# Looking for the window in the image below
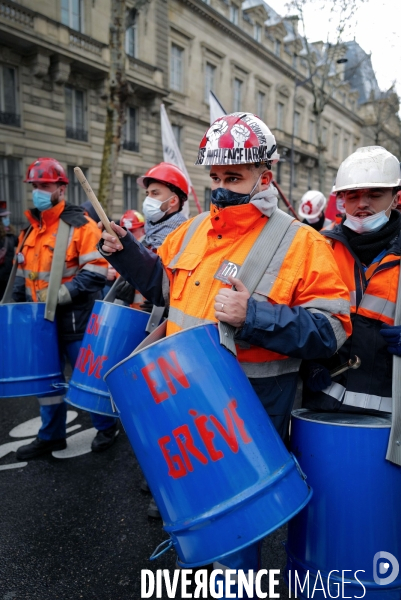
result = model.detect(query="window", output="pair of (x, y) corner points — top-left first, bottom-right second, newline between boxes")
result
(308, 119), (315, 144)
(0, 65), (20, 127)
(125, 10), (137, 58)
(292, 54), (297, 68)
(204, 187), (211, 210)
(322, 125), (328, 147)
(257, 91), (265, 120)
(204, 63), (216, 104)
(293, 163), (298, 188)
(202, 0), (211, 4)
(233, 78), (242, 112)
(67, 166), (88, 205)
(254, 24), (262, 43)
(123, 107), (139, 152)
(276, 160), (281, 185)
(343, 136), (349, 160)
(65, 86), (87, 141)
(294, 111), (301, 137)
(276, 101), (284, 129)
(172, 124), (182, 150)
(61, 0), (83, 32)
(307, 168), (313, 190)
(123, 175), (138, 211)
(170, 44), (184, 92)
(0, 157), (23, 229)
(274, 39), (281, 57)
(333, 131), (339, 159)
(229, 4), (239, 25)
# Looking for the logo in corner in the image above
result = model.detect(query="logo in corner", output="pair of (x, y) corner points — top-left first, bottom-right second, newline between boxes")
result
(373, 551), (399, 586)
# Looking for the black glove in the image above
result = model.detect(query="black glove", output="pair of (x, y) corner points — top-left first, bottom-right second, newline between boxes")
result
(115, 280), (136, 305)
(304, 361), (332, 392)
(139, 299), (153, 313)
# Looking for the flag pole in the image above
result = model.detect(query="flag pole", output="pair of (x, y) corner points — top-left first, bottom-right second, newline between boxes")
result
(272, 180), (299, 220)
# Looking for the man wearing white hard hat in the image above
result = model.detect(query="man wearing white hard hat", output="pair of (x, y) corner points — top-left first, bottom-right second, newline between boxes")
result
(303, 146), (401, 413)
(298, 190), (331, 231)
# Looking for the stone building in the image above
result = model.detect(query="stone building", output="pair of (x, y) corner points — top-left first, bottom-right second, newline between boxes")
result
(0, 0), (395, 228)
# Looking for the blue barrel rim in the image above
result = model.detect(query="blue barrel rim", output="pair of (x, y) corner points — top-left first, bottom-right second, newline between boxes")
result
(292, 408), (392, 429)
(96, 299), (149, 315)
(104, 323), (218, 381)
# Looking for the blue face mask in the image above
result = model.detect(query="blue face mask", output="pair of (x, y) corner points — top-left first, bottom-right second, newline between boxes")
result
(2, 217), (10, 227)
(32, 189), (53, 212)
(211, 176), (261, 209)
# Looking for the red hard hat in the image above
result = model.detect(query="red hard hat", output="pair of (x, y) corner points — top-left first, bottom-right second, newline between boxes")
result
(121, 210), (145, 232)
(24, 157), (69, 184)
(137, 162), (189, 198)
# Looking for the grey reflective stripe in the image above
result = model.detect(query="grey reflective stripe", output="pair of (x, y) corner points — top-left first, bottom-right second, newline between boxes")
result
(253, 221), (302, 298)
(343, 391), (392, 412)
(20, 269), (50, 282)
(168, 306), (214, 329)
(25, 288), (33, 300)
(162, 268), (170, 307)
(298, 298), (350, 315)
(167, 212), (209, 269)
(79, 250), (103, 265)
(359, 293), (396, 320)
(323, 381), (392, 412)
(38, 394), (65, 406)
(240, 357), (301, 378)
(307, 308), (347, 350)
(63, 266), (79, 278)
(67, 226), (75, 247)
(82, 263), (108, 276)
(350, 290), (356, 308)
(133, 292), (143, 302)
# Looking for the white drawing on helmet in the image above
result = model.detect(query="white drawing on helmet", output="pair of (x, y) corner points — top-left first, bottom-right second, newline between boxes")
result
(231, 123), (250, 148)
(205, 120), (229, 152)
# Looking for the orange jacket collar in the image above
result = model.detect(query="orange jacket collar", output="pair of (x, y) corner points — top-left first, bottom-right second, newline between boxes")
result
(26, 200), (66, 228)
(209, 202), (267, 235)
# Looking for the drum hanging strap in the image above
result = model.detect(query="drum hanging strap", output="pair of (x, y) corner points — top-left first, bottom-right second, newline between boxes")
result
(1, 226), (33, 305)
(45, 220), (71, 322)
(386, 259), (401, 466)
(218, 209), (294, 355)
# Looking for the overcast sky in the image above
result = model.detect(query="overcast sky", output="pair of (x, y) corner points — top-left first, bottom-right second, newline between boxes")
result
(267, 0), (400, 99)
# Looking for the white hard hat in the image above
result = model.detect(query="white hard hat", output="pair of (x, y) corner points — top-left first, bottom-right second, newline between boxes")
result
(195, 112), (280, 166)
(333, 146), (401, 192)
(298, 190), (326, 221)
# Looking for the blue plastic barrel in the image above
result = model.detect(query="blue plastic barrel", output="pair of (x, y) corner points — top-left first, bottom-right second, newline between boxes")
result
(0, 303), (63, 398)
(65, 300), (149, 416)
(285, 409), (401, 600)
(105, 324), (312, 567)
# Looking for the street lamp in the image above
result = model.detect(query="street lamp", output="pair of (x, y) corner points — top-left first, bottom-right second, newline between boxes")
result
(288, 57), (348, 206)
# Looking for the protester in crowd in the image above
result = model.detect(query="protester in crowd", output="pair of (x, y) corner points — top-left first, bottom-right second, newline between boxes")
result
(302, 146), (401, 414)
(12, 157), (118, 460)
(0, 202), (18, 300)
(97, 113), (351, 592)
(298, 190), (331, 231)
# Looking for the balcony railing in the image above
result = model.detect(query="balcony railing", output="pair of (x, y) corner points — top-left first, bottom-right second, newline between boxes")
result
(66, 126), (88, 142)
(123, 140), (139, 152)
(0, 112), (21, 127)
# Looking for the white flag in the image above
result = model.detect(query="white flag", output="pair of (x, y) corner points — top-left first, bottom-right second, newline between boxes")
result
(209, 91), (227, 125)
(160, 104), (193, 218)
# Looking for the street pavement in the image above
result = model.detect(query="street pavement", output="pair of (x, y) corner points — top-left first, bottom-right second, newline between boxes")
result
(0, 396), (294, 600)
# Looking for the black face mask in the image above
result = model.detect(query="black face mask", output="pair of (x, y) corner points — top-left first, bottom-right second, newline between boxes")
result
(211, 176), (261, 209)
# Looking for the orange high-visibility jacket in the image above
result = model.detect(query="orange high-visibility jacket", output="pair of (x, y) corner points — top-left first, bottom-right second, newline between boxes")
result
(304, 223), (400, 412)
(158, 203), (352, 379)
(14, 201), (108, 340)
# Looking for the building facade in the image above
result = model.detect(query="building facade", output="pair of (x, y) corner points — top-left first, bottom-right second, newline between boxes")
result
(0, 0), (395, 228)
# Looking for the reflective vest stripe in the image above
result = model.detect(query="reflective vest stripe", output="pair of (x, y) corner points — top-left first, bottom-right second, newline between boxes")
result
(322, 381), (392, 413)
(82, 263), (108, 276)
(253, 221), (302, 298)
(297, 298), (350, 314)
(240, 357), (301, 378)
(358, 293), (396, 321)
(307, 309), (347, 350)
(168, 212), (209, 270)
(168, 306), (215, 329)
(349, 290), (356, 309)
(18, 266), (80, 281)
(79, 250), (104, 265)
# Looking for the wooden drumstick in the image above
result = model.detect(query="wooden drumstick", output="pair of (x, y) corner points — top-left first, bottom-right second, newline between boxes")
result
(74, 167), (117, 238)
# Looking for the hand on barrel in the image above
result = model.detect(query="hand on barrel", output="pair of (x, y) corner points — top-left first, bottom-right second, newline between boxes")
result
(214, 276), (250, 328)
(98, 221), (127, 253)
